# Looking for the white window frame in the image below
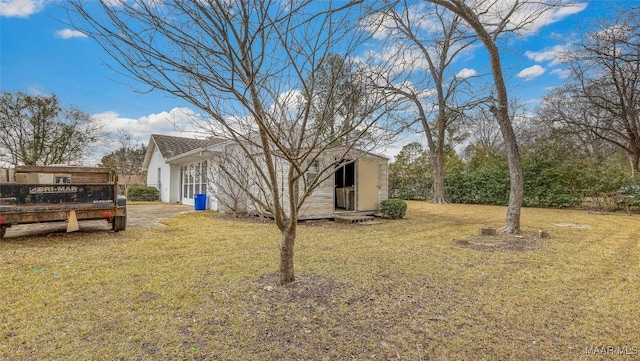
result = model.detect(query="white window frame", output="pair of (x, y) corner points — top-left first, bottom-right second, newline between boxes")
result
(181, 160), (208, 199)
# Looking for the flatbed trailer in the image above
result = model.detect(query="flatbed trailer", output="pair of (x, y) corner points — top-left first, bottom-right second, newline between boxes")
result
(0, 166), (126, 238)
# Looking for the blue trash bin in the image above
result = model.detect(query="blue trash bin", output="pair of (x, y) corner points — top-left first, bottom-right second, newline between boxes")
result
(194, 194), (207, 210)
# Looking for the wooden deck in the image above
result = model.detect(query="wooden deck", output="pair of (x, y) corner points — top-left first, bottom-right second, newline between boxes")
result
(253, 211), (379, 224)
(334, 214), (375, 224)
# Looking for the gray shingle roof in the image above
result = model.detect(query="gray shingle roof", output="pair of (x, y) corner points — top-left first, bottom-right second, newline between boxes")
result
(150, 134), (222, 158)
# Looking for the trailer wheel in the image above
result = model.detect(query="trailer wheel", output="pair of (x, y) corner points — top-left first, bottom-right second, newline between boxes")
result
(0, 226), (5, 239)
(112, 215), (126, 232)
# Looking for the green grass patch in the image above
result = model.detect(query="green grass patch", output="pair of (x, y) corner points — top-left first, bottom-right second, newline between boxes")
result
(1, 202), (638, 360)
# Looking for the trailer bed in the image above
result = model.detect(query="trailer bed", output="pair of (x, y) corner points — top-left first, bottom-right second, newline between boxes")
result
(0, 166), (126, 238)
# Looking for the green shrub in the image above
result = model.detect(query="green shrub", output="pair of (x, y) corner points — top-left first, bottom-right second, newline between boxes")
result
(127, 184), (159, 201)
(444, 162), (510, 205)
(380, 199), (408, 219)
(389, 182), (432, 200)
(616, 185), (640, 212)
(522, 161), (582, 208)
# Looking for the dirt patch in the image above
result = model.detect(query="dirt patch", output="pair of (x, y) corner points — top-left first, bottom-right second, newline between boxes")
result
(138, 292), (161, 302)
(2, 203), (194, 239)
(126, 203), (193, 229)
(453, 232), (543, 252)
(255, 272), (345, 306)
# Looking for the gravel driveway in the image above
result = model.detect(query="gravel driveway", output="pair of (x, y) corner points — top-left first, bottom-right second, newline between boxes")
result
(1, 203), (195, 239)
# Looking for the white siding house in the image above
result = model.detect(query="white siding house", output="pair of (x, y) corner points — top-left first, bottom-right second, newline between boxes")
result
(143, 134), (221, 207)
(143, 134), (388, 217)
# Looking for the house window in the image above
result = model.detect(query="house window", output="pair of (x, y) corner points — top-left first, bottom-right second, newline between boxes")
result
(181, 160), (209, 199)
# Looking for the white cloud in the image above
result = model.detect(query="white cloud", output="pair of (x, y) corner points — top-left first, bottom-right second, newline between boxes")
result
(550, 68), (572, 80)
(275, 89), (303, 112)
(551, 3), (588, 20)
(362, 3), (461, 40)
(103, 0), (126, 6)
(455, 68), (477, 79)
(365, 44), (430, 76)
(406, 2), (453, 34)
(362, 1), (587, 41)
(534, 3), (588, 33)
(55, 28), (88, 39)
(0, 0), (44, 18)
(517, 65), (545, 80)
(84, 107), (220, 165)
(477, 1), (587, 36)
(592, 23), (633, 43)
(360, 11), (396, 40)
(93, 107), (202, 144)
(524, 45), (568, 65)
(27, 85), (45, 96)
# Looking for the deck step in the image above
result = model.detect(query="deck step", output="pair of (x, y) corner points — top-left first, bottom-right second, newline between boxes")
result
(334, 215), (375, 224)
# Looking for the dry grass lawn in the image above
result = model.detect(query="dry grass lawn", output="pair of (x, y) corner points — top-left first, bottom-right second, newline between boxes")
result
(1, 202), (638, 360)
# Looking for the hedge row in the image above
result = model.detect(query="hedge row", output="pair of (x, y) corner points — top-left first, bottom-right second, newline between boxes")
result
(443, 162), (639, 211)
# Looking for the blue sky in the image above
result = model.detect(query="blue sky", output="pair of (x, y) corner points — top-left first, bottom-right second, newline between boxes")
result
(0, 0), (635, 161)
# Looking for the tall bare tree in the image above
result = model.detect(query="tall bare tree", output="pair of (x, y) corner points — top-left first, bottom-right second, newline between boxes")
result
(462, 107), (505, 161)
(463, 99), (530, 160)
(68, 0), (394, 284)
(540, 6), (640, 175)
(364, 1), (482, 204)
(0, 91), (105, 166)
(421, 0), (569, 233)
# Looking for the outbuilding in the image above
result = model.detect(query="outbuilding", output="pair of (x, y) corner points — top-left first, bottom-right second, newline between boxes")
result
(143, 134), (388, 218)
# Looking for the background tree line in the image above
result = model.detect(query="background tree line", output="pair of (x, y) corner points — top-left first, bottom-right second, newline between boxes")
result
(0, 91), (147, 189)
(389, 3), (640, 213)
(390, 115), (639, 212)
(0, 91), (104, 166)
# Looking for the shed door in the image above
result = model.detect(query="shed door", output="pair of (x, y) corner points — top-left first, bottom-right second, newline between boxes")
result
(356, 158), (379, 211)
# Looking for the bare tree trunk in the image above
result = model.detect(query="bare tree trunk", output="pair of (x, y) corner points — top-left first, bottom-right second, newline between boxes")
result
(479, 35), (523, 234)
(629, 136), (640, 176)
(420, 109), (449, 204)
(431, 144), (447, 204)
(501, 124), (523, 233)
(427, 0), (524, 233)
(629, 154), (639, 176)
(279, 223), (296, 285)
(489, 100), (523, 233)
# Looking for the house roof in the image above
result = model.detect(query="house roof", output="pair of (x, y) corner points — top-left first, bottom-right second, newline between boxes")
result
(150, 134), (221, 158)
(143, 133), (389, 169)
(143, 134), (225, 168)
